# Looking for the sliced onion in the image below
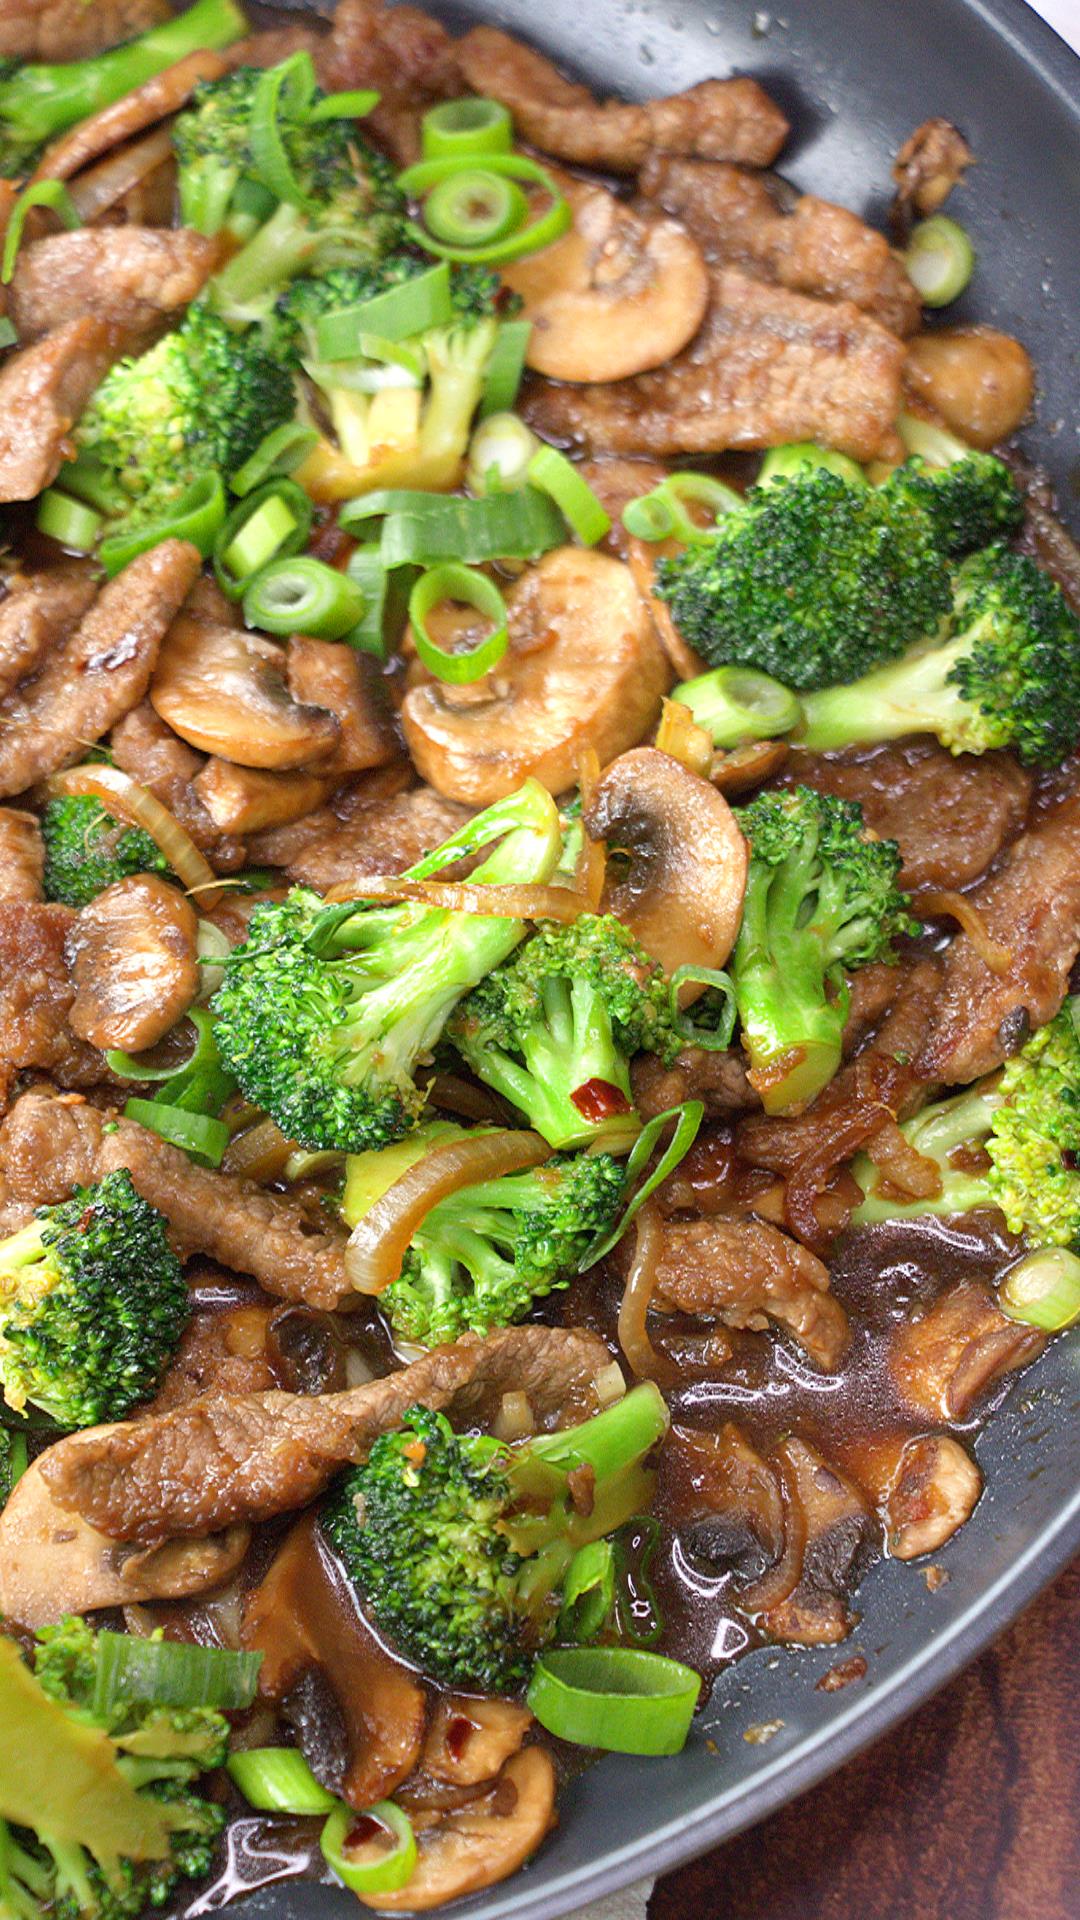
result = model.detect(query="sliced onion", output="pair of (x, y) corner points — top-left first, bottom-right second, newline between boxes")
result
(323, 875), (589, 923)
(345, 1128), (551, 1295)
(654, 699), (713, 778)
(66, 127), (174, 224)
(739, 1445), (807, 1613)
(47, 763), (223, 908)
(915, 889), (1012, 975)
(427, 1071), (512, 1123)
(616, 1201), (675, 1387)
(574, 747), (606, 912)
(221, 1115), (297, 1182)
(862, 1115), (943, 1200)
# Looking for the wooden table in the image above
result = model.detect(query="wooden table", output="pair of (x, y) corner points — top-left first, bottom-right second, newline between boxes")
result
(651, 1560), (1079, 1920)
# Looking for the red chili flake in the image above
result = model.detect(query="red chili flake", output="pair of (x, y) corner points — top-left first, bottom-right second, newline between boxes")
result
(570, 1078), (632, 1123)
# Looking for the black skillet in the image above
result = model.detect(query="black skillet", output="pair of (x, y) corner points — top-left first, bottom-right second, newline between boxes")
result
(233, 3), (1080, 1914)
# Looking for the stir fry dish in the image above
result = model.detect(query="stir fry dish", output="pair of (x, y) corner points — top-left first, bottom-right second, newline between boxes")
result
(0, 1), (1077, 1911)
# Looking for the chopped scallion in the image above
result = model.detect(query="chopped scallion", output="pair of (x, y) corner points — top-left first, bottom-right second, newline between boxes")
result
(314, 262), (453, 361)
(244, 555), (367, 639)
(580, 1101), (704, 1268)
(35, 489), (103, 554)
(1, 179), (81, 285)
(90, 1631), (261, 1714)
(527, 1646), (701, 1755)
(622, 471), (741, 545)
(422, 168), (528, 248)
(559, 1539), (616, 1644)
(122, 1098), (231, 1169)
(668, 966), (738, 1053)
(480, 318), (533, 417)
(999, 1246), (1080, 1331)
(527, 443), (610, 545)
(409, 562), (508, 683)
(399, 153), (571, 265)
(213, 479), (312, 599)
(342, 485), (565, 567)
(421, 96), (513, 160)
(905, 215), (975, 307)
(231, 422), (320, 496)
(673, 663), (803, 748)
(99, 471), (226, 577)
(227, 1748), (337, 1814)
(308, 87), (380, 123)
(466, 411), (540, 495)
(320, 1801), (417, 1896)
(249, 51), (319, 209)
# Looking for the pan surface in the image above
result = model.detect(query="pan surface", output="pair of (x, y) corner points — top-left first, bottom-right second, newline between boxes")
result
(234, 3), (1080, 1914)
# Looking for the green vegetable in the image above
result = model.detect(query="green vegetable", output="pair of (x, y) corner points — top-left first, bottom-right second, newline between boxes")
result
(527, 1646), (700, 1755)
(421, 97), (512, 161)
(408, 562), (508, 682)
(465, 410), (539, 494)
(756, 441), (867, 489)
(853, 998), (1080, 1250)
(0, 1427), (27, 1508)
(171, 65), (263, 238)
(400, 153), (572, 265)
(526, 444), (610, 546)
(622, 470), (741, 544)
(731, 787), (918, 1114)
(243, 556), (367, 639)
(998, 1246), (1080, 1332)
(800, 543), (1080, 766)
(449, 913), (679, 1149)
(1, 179), (80, 284)
(673, 663), (802, 748)
(320, 1801), (417, 1895)
(883, 449), (1024, 558)
(35, 488), (102, 554)
(227, 1749), (337, 1815)
(88, 1633), (260, 1716)
(212, 781), (563, 1152)
(323, 1382), (669, 1693)
(214, 479), (311, 597)
(905, 214), (975, 307)
(422, 168), (527, 248)
(0, 1170), (188, 1428)
(655, 466), (952, 691)
(41, 794), (171, 908)
(98, 471), (227, 577)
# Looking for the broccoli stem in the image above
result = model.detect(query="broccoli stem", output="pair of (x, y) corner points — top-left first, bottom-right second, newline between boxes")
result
(179, 161), (244, 240)
(852, 1086), (998, 1223)
(0, 0), (245, 148)
(798, 624), (979, 753)
(732, 843), (851, 1113)
(209, 202), (318, 321)
(467, 976), (633, 1150)
(525, 1380), (669, 1483)
(420, 321), (498, 466)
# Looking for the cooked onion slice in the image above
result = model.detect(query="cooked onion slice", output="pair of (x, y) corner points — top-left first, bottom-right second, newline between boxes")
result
(47, 764), (223, 908)
(739, 1448), (807, 1613)
(324, 875), (589, 922)
(345, 1128), (551, 1295)
(66, 127), (175, 224)
(616, 1201), (675, 1386)
(916, 888), (1012, 974)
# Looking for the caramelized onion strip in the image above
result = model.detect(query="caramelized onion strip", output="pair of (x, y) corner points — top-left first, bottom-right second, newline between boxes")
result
(220, 1117), (298, 1183)
(916, 889), (1012, 975)
(66, 128), (175, 223)
(862, 1115), (944, 1200)
(739, 1445), (807, 1613)
(323, 875), (588, 922)
(47, 763), (223, 908)
(574, 746), (606, 911)
(617, 1201), (676, 1386)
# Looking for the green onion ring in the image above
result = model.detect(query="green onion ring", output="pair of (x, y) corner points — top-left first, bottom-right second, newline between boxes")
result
(527, 1646), (701, 1755)
(227, 1749), (337, 1815)
(320, 1801), (417, 1895)
(90, 1631), (261, 1713)
(250, 52), (319, 209)
(408, 562), (508, 683)
(559, 1539), (616, 1644)
(580, 1100), (704, 1267)
(905, 214), (975, 308)
(398, 152), (571, 264)
(527, 443), (611, 546)
(243, 554), (367, 640)
(122, 1098), (230, 1169)
(308, 87), (381, 123)
(422, 168), (528, 248)
(231, 422), (320, 495)
(622, 471), (741, 545)
(1, 179), (80, 285)
(421, 96), (513, 160)
(668, 966), (738, 1053)
(98, 471), (226, 577)
(213, 479), (313, 599)
(999, 1246), (1080, 1331)
(672, 664), (803, 749)
(35, 489), (102, 554)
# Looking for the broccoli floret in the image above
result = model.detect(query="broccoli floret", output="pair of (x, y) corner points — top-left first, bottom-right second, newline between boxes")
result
(342, 1123), (627, 1346)
(883, 452), (1024, 556)
(0, 0), (245, 180)
(853, 999), (1080, 1245)
(0, 1426), (26, 1508)
(655, 468), (952, 691)
(731, 787), (918, 1115)
(41, 795), (171, 908)
(0, 1621), (226, 1920)
(800, 543), (1080, 765)
(171, 66), (262, 238)
(0, 1171), (188, 1428)
(73, 303), (296, 544)
(273, 257), (508, 496)
(212, 781), (563, 1153)
(448, 915), (678, 1150)
(323, 1383), (669, 1693)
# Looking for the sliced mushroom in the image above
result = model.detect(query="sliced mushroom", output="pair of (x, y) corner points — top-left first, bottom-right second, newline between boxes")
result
(362, 1747), (557, 1912)
(67, 874), (199, 1053)
(759, 1437), (874, 1646)
(0, 808), (44, 900)
(890, 1279), (1045, 1421)
(668, 1422), (785, 1586)
(905, 327), (1035, 448)
(421, 1697), (533, 1789)
(500, 175), (709, 383)
(244, 1512), (426, 1810)
(151, 616), (340, 770)
(193, 760), (337, 836)
(883, 1434), (982, 1559)
(583, 747), (747, 986)
(0, 1453), (249, 1630)
(402, 548), (671, 806)
(287, 635), (398, 775)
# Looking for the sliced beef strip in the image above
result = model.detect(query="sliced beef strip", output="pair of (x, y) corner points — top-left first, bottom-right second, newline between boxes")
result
(0, 0), (168, 59)
(286, 636), (398, 776)
(316, 0), (460, 165)
(639, 156), (921, 337)
(33, 50), (229, 183)
(0, 905), (106, 1097)
(653, 1215), (849, 1370)
(11, 229), (218, 350)
(0, 568), (99, 700)
(0, 1090), (351, 1306)
(224, 27), (324, 71)
(890, 1277), (1046, 1421)
(39, 1325), (616, 1545)
(0, 317), (114, 503)
(524, 268), (906, 464)
(109, 700), (247, 869)
(0, 810), (44, 901)
(917, 793), (1080, 1084)
(455, 26), (788, 171)
(782, 742), (1032, 895)
(285, 787), (474, 893)
(759, 1437), (874, 1645)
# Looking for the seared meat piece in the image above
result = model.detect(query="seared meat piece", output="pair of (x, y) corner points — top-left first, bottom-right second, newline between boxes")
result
(760, 1437), (874, 1645)
(784, 743), (1031, 895)
(285, 787), (474, 893)
(0, 540), (202, 797)
(0, 904), (105, 1097)
(639, 156), (921, 336)
(633, 1044), (756, 1121)
(110, 700), (246, 868)
(317, 0), (459, 164)
(38, 1325), (616, 1545)
(891, 1278), (1045, 1421)
(0, 810), (44, 901)
(66, 875), (199, 1053)
(653, 1216), (849, 1369)
(36, 48), (228, 182)
(525, 269), (906, 463)
(917, 794), (1080, 1084)
(11, 229), (218, 350)
(455, 27), (788, 171)
(881, 1434), (982, 1559)
(148, 1300), (281, 1413)
(193, 762), (336, 838)
(893, 118), (974, 220)
(0, 0), (168, 59)
(0, 318), (113, 503)
(0, 1090), (351, 1305)
(667, 1422), (786, 1585)
(286, 636), (398, 776)
(0, 568), (98, 700)
(224, 27), (323, 70)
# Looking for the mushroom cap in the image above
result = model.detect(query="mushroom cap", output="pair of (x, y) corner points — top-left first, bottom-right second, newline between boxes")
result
(402, 547), (672, 807)
(150, 615), (340, 770)
(362, 1747), (557, 1912)
(66, 873), (199, 1053)
(884, 1433), (982, 1559)
(501, 175), (709, 383)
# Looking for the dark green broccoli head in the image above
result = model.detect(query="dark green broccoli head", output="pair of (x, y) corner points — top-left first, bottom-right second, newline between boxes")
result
(0, 1171), (189, 1428)
(41, 795), (171, 908)
(171, 66), (262, 236)
(271, 255), (506, 362)
(655, 469), (952, 690)
(883, 452), (1024, 556)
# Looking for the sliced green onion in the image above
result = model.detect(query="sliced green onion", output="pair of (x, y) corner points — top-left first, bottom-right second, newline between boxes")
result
(409, 562), (508, 683)
(757, 442), (867, 489)
(36, 489), (102, 554)
(227, 1749), (337, 1815)
(4, 1430), (28, 1491)
(344, 546), (415, 659)
(321, 1801), (417, 1896)
(2, 179), (81, 285)
(244, 555), (366, 640)
(614, 1514), (663, 1648)
(0, 317), (16, 350)
(668, 966), (738, 1053)
(107, 1009), (234, 1113)
(559, 1539), (616, 1644)
(343, 485), (565, 567)
(480, 318), (533, 417)
(90, 1631), (261, 1714)
(57, 452), (124, 515)
(421, 97), (513, 160)
(399, 153), (571, 265)
(231, 422), (320, 496)
(581, 1101), (704, 1268)
(999, 1247), (1080, 1332)
(99, 471), (226, 577)
(422, 168), (528, 249)
(123, 1098), (230, 1169)
(314, 262), (453, 361)
(896, 412), (971, 467)
(249, 51), (319, 209)
(622, 471), (741, 544)
(527, 443), (610, 546)
(673, 664), (803, 748)
(905, 215), (975, 308)
(308, 88), (380, 123)
(466, 411), (540, 495)
(528, 1647), (700, 1755)
(213, 480), (312, 599)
